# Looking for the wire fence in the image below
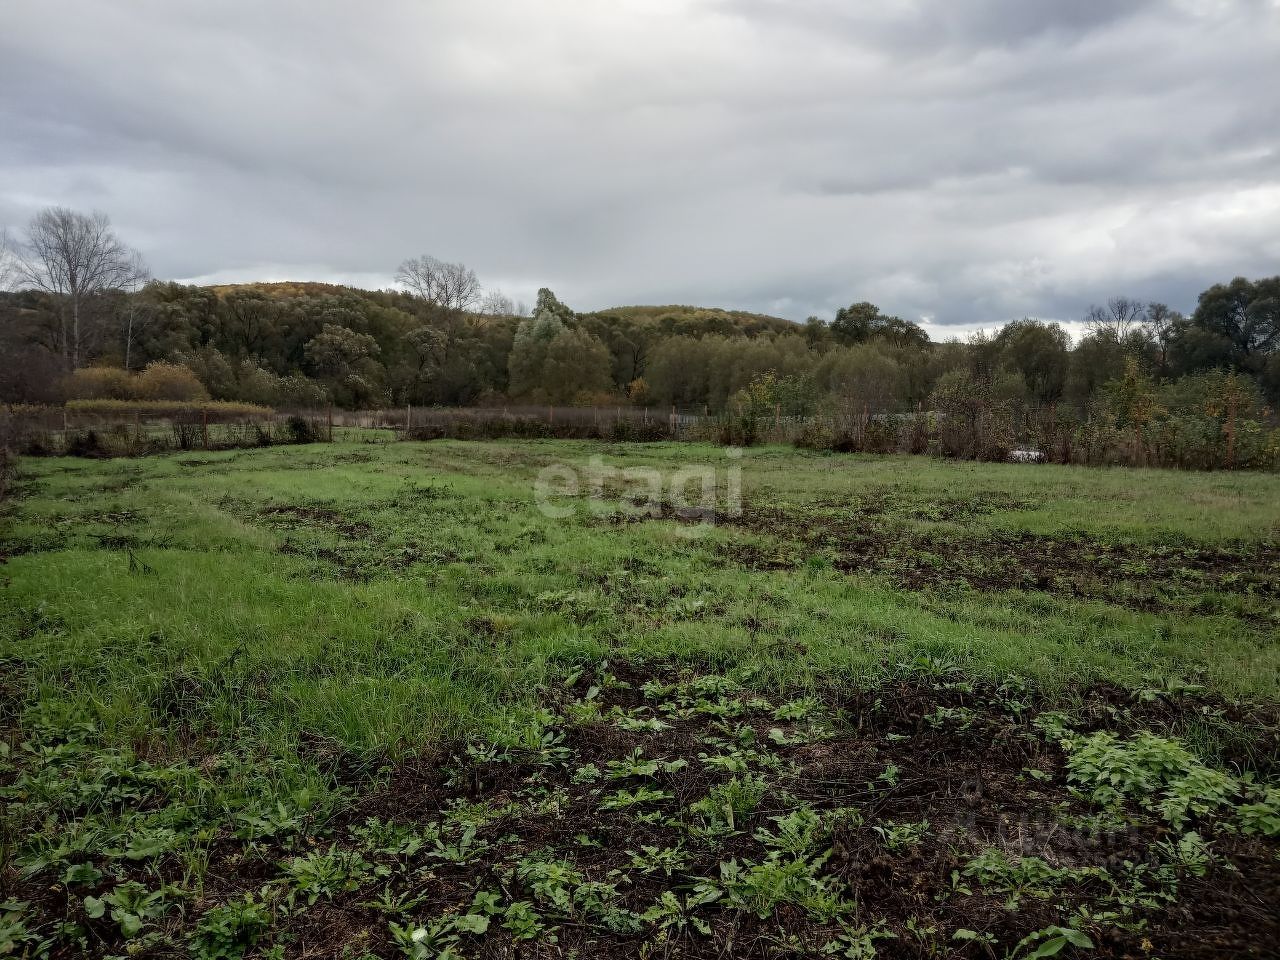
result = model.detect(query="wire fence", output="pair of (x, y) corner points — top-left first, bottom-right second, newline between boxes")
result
(3, 400), (1276, 471)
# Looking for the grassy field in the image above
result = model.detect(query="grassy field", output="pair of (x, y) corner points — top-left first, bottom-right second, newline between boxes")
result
(1, 440), (1278, 958)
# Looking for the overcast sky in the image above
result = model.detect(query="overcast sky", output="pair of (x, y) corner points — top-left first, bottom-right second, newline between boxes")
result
(3, 1), (1278, 340)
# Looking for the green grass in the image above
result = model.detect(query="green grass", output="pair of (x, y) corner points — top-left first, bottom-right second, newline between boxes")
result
(2, 439), (1277, 958)
(3, 440), (1277, 758)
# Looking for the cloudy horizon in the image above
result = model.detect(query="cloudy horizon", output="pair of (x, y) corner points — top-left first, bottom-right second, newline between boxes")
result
(3, 0), (1278, 340)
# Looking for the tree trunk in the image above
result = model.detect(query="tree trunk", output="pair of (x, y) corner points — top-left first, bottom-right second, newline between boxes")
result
(59, 301), (70, 369)
(71, 295), (81, 369)
(125, 307), (134, 371)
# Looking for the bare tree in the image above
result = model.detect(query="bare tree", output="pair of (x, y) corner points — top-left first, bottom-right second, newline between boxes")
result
(119, 250), (153, 370)
(395, 255), (481, 312)
(1143, 302), (1183, 374)
(479, 288), (516, 316)
(1084, 296), (1147, 341)
(0, 228), (19, 291)
(15, 207), (137, 368)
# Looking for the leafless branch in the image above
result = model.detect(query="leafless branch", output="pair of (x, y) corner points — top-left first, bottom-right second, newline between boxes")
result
(395, 254), (481, 311)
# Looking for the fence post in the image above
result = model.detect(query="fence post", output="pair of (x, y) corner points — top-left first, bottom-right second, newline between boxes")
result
(549, 405), (554, 425)
(327, 405), (333, 442)
(406, 403), (412, 436)
(1226, 393), (1237, 469)
(201, 410), (209, 450)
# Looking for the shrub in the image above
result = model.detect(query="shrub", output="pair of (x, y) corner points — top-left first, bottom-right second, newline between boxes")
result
(62, 366), (134, 401)
(63, 428), (106, 457)
(134, 362), (210, 402)
(286, 415), (323, 444)
(930, 370), (1018, 461)
(60, 363), (211, 403)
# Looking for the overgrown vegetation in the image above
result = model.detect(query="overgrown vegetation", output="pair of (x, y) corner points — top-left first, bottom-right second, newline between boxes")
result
(2, 211), (1277, 470)
(2, 663), (1277, 958)
(0, 440), (1277, 956)
(3, 404), (327, 458)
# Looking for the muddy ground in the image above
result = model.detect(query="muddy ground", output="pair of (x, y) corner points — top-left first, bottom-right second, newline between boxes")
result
(715, 498), (1280, 623)
(8, 666), (1277, 959)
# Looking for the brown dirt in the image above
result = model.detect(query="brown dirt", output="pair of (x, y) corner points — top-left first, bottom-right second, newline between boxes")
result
(14, 666), (1275, 959)
(257, 504), (374, 539)
(721, 503), (1280, 620)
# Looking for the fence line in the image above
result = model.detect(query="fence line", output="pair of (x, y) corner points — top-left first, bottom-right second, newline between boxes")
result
(2, 401), (1276, 471)
(1, 405), (331, 458)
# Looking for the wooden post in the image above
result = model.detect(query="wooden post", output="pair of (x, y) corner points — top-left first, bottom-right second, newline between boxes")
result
(327, 405), (333, 442)
(201, 410), (209, 450)
(1226, 392), (1237, 469)
(549, 405), (554, 424)
(406, 403), (412, 435)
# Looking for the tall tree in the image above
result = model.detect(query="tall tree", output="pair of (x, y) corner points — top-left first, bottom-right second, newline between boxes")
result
(395, 255), (481, 312)
(478, 289), (516, 317)
(15, 207), (141, 368)
(507, 288), (612, 402)
(830, 301), (928, 348)
(1084, 296), (1147, 341)
(1190, 276), (1280, 365)
(119, 250), (153, 370)
(507, 297), (569, 398)
(1143, 302), (1183, 375)
(993, 319), (1070, 402)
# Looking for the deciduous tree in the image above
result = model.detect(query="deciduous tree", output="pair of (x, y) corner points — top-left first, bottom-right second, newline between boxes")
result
(396, 255), (481, 311)
(15, 208), (143, 368)
(830, 301), (928, 348)
(1190, 276), (1280, 365)
(1084, 297), (1147, 341)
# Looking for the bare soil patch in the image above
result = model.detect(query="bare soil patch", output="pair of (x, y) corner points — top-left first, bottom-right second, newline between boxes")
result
(10, 666), (1275, 958)
(722, 502), (1280, 619)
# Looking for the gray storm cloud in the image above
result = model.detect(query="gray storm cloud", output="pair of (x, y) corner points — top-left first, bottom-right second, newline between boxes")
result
(2, 0), (1278, 335)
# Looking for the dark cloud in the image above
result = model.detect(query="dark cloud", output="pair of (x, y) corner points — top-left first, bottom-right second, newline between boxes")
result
(723, 0), (1163, 53)
(2, 0), (1277, 334)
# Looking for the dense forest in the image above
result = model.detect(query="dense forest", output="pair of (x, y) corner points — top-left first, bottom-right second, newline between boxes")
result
(2, 208), (1278, 461)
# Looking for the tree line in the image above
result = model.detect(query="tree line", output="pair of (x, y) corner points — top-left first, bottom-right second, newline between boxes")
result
(2, 207), (1277, 440)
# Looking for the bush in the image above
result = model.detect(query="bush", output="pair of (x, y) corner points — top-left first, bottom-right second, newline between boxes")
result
(930, 370), (1017, 461)
(62, 367), (134, 401)
(60, 363), (210, 403)
(63, 429), (107, 457)
(286, 415), (323, 444)
(134, 362), (209, 401)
